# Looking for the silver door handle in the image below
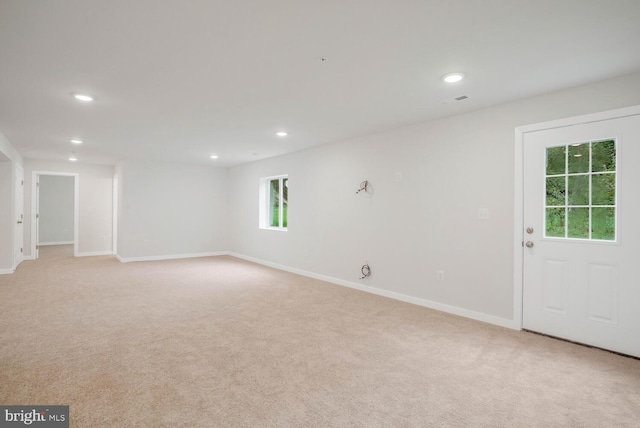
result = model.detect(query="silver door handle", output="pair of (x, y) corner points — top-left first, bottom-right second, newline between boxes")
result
(525, 241), (534, 248)
(17, 220), (23, 224)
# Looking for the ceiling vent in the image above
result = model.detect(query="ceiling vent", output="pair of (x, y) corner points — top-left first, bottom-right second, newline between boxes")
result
(443, 95), (470, 104)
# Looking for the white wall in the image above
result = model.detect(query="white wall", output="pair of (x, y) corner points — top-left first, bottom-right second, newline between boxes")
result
(4, 71), (640, 326)
(38, 175), (75, 244)
(228, 71), (640, 325)
(23, 160), (114, 257)
(116, 159), (228, 261)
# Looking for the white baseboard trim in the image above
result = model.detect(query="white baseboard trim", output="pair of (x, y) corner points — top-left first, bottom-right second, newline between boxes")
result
(116, 251), (228, 263)
(228, 252), (520, 331)
(22, 255), (36, 261)
(0, 268), (15, 275)
(38, 241), (74, 246)
(76, 250), (114, 257)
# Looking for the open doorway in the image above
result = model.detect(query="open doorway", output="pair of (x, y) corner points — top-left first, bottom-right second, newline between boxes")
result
(31, 172), (79, 259)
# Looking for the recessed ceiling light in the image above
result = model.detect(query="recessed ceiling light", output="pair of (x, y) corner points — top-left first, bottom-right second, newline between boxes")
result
(73, 93), (94, 102)
(70, 139), (83, 144)
(443, 73), (465, 83)
(210, 155), (218, 159)
(276, 131), (288, 137)
(68, 157), (78, 162)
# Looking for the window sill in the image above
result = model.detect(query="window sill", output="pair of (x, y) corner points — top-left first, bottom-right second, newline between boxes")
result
(259, 227), (288, 232)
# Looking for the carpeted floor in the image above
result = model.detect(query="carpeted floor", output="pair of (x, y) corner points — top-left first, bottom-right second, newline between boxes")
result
(1, 245), (639, 427)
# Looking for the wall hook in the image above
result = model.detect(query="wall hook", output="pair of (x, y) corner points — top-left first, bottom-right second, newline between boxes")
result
(359, 263), (371, 279)
(356, 180), (369, 194)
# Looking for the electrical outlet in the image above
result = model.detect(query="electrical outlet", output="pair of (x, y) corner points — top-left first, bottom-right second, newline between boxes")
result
(436, 270), (445, 281)
(478, 208), (489, 220)
(395, 172), (403, 182)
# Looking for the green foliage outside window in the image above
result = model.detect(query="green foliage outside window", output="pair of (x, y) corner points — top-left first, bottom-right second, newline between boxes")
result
(545, 140), (616, 240)
(269, 177), (288, 228)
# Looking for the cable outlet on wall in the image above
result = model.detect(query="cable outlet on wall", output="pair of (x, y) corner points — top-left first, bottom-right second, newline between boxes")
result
(436, 270), (445, 281)
(144, 239), (149, 246)
(478, 208), (489, 220)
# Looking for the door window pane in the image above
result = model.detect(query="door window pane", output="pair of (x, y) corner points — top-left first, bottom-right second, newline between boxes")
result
(568, 175), (589, 206)
(568, 144), (590, 174)
(544, 139), (616, 241)
(567, 208), (589, 239)
(592, 174), (615, 205)
(546, 208), (565, 237)
(546, 177), (565, 206)
(546, 146), (566, 175)
(592, 208), (615, 240)
(591, 140), (616, 172)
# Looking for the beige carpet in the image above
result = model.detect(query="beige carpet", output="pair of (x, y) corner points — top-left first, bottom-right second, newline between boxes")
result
(1, 245), (639, 427)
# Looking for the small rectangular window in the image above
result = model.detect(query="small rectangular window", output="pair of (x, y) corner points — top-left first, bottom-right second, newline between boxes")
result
(544, 139), (616, 241)
(260, 175), (288, 230)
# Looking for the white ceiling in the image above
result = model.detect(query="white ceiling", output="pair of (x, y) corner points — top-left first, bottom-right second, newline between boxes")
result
(1, 0), (639, 167)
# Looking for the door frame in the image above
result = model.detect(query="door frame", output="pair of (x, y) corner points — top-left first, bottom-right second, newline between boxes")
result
(513, 104), (640, 330)
(30, 171), (80, 258)
(14, 163), (24, 270)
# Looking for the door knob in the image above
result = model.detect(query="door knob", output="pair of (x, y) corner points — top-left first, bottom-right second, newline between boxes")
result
(17, 220), (23, 224)
(525, 241), (534, 248)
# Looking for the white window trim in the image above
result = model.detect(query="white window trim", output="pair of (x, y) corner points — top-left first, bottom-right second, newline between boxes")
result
(259, 174), (288, 231)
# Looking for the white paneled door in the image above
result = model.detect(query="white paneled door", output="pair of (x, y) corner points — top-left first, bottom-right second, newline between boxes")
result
(522, 113), (640, 357)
